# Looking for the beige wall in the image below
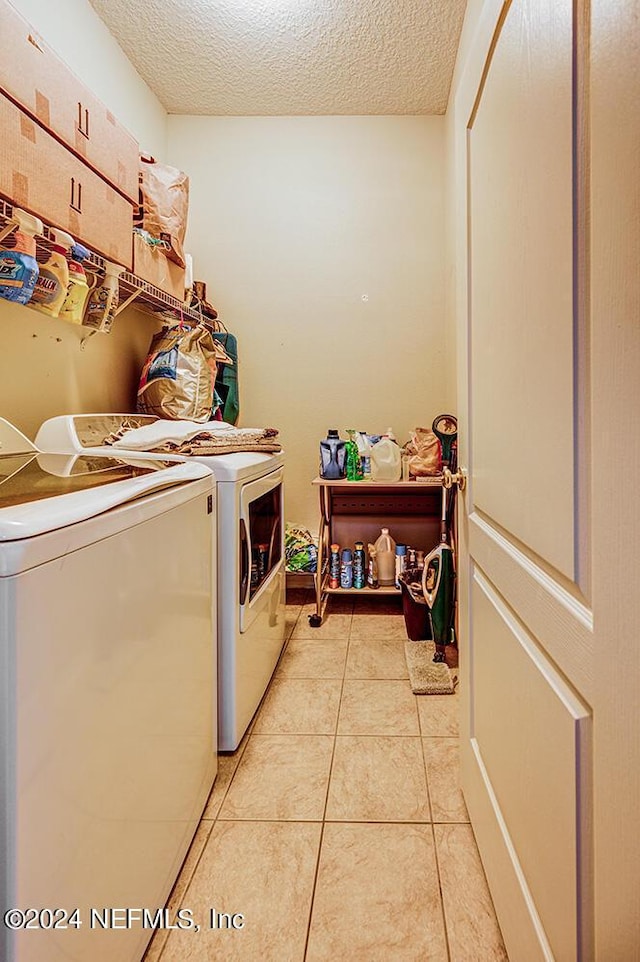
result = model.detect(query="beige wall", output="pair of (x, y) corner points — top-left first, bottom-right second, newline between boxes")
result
(0, 0), (169, 440)
(0, 303), (160, 439)
(167, 115), (449, 531)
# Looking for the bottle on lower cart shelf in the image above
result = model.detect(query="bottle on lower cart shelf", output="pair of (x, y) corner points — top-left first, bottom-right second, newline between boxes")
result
(374, 527), (396, 586)
(329, 543), (341, 588)
(395, 544), (407, 588)
(367, 544), (379, 589)
(340, 548), (353, 589)
(353, 541), (366, 589)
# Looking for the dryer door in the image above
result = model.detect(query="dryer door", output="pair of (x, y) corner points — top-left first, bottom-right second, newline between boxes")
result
(239, 466), (284, 632)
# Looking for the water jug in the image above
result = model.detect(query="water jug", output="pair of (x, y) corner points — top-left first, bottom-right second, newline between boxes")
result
(374, 527), (396, 586)
(370, 437), (401, 482)
(320, 430), (346, 480)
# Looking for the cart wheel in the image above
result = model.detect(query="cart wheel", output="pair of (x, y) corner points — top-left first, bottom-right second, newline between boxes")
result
(308, 614), (322, 628)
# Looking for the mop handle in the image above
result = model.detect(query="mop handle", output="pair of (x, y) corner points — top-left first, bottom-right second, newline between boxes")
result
(440, 482), (448, 543)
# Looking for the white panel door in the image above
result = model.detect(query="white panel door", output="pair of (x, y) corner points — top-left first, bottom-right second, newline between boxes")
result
(454, 0), (640, 958)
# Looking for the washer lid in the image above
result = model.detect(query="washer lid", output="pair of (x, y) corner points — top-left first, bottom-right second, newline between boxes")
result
(35, 413), (159, 452)
(0, 416), (38, 456)
(0, 448), (212, 541)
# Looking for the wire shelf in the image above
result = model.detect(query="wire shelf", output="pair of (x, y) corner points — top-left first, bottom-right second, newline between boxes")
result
(0, 197), (225, 332)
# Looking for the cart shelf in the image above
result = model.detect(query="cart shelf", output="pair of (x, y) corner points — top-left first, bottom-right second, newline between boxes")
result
(310, 475), (449, 626)
(324, 585), (402, 596)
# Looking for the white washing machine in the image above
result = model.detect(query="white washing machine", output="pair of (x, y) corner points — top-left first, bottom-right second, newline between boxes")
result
(36, 414), (287, 751)
(0, 418), (217, 962)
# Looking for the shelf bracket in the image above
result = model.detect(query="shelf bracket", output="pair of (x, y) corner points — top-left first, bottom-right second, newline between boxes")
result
(0, 222), (16, 245)
(113, 287), (144, 317)
(0, 207), (44, 246)
(79, 330), (98, 350)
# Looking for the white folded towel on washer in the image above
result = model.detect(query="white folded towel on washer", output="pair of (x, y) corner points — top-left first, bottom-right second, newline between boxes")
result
(108, 419), (278, 453)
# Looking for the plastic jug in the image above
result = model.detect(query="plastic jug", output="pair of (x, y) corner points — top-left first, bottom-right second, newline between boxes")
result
(374, 527), (396, 586)
(0, 209), (42, 305)
(59, 244), (92, 324)
(371, 437), (401, 482)
(319, 429), (346, 480)
(30, 229), (74, 317)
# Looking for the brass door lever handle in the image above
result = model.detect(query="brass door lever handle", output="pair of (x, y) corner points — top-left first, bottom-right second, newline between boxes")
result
(443, 467), (467, 491)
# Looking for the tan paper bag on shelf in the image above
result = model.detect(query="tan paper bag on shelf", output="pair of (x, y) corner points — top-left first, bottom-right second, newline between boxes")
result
(404, 427), (442, 477)
(136, 156), (189, 269)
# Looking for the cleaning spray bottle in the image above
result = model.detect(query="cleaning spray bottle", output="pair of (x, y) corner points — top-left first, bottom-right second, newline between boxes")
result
(0, 208), (43, 305)
(59, 243), (91, 324)
(29, 229), (74, 317)
(345, 429), (364, 481)
(82, 260), (125, 333)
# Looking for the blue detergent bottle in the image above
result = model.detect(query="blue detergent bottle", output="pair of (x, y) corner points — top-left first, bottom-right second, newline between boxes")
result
(0, 209), (43, 305)
(320, 429), (347, 480)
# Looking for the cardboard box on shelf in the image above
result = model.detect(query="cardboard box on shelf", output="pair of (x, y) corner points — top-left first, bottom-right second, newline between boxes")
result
(133, 233), (185, 302)
(0, 0), (139, 204)
(0, 93), (133, 269)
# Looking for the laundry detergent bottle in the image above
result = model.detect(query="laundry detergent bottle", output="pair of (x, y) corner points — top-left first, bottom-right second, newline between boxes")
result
(29, 229), (74, 317)
(83, 260), (125, 333)
(59, 243), (91, 324)
(319, 429), (346, 480)
(0, 208), (43, 305)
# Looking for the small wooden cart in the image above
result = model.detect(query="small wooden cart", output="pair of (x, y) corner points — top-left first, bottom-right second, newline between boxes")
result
(309, 475), (446, 626)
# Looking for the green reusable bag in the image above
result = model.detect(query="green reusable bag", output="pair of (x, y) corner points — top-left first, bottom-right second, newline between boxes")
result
(212, 331), (239, 425)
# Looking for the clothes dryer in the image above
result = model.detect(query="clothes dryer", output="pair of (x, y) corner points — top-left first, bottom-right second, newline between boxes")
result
(36, 414), (287, 751)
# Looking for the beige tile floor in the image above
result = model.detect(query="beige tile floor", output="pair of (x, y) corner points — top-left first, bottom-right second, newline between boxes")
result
(144, 592), (508, 962)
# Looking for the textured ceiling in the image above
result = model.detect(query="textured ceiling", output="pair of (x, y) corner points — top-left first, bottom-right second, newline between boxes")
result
(88, 0), (468, 116)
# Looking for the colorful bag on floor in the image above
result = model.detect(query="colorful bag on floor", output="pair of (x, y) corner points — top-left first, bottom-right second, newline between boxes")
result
(137, 324), (217, 422)
(285, 524), (318, 573)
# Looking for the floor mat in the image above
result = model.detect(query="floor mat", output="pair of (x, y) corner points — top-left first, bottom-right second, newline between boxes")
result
(404, 641), (456, 695)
